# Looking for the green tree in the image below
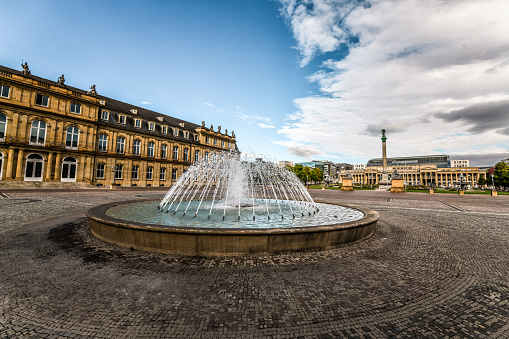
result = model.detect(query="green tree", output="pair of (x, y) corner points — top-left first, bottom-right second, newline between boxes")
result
(310, 167), (323, 184)
(477, 174), (486, 187)
(493, 162), (509, 188)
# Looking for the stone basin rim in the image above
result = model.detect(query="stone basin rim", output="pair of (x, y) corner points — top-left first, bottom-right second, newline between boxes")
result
(86, 199), (380, 235)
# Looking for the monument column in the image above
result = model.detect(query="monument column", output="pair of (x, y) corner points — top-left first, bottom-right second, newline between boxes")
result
(380, 129), (389, 185)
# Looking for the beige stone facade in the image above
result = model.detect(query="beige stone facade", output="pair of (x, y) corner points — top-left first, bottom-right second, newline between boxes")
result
(0, 64), (236, 187)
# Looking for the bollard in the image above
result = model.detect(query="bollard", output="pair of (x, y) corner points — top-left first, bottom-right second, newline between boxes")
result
(491, 190), (498, 197)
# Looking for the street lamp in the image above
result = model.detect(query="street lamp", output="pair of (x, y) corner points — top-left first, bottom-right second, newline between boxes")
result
(491, 174), (495, 190)
(458, 173), (464, 191)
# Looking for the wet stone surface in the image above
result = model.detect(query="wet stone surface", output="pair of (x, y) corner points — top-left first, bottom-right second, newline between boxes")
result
(0, 189), (508, 338)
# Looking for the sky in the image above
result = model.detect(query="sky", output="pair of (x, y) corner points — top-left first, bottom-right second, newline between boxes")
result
(1, 0), (508, 167)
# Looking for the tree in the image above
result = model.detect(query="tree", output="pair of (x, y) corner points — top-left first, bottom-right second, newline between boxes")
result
(493, 162), (509, 188)
(310, 167), (323, 184)
(477, 174), (486, 187)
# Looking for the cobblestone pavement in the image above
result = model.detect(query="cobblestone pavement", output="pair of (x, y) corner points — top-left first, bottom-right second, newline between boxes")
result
(0, 189), (509, 338)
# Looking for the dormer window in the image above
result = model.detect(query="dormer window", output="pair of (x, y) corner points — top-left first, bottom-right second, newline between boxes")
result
(162, 126), (168, 134)
(213, 139), (217, 146)
(118, 115), (126, 124)
(184, 131), (189, 138)
(99, 100), (106, 105)
(205, 136), (209, 143)
(134, 119), (141, 128)
(101, 111), (109, 120)
(157, 116), (164, 122)
(173, 128), (179, 137)
(149, 122), (155, 131)
(130, 109), (137, 114)
(179, 123), (184, 128)
(193, 134), (198, 141)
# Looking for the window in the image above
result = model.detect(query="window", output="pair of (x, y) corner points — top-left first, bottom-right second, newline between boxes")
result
(131, 165), (139, 180)
(134, 119), (141, 128)
(205, 136), (209, 143)
(101, 111), (109, 120)
(228, 142), (231, 149)
(194, 134), (198, 141)
(160, 167), (166, 180)
(65, 126), (79, 149)
(70, 103), (81, 114)
(35, 94), (49, 107)
(116, 136), (125, 153)
(133, 140), (141, 156)
(98, 134), (108, 152)
(0, 85), (10, 98)
(221, 140), (225, 148)
(149, 123), (155, 131)
(114, 164), (123, 179)
(162, 126), (168, 134)
(118, 115), (126, 124)
(146, 167), (153, 180)
(0, 114), (6, 140)
(174, 128), (179, 137)
(96, 163), (105, 178)
(30, 120), (46, 145)
(173, 146), (179, 160)
(213, 139), (217, 146)
(161, 144), (167, 159)
(184, 131), (189, 138)
(204, 151), (209, 162)
(172, 168), (178, 180)
(194, 150), (199, 162)
(147, 142), (155, 157)
(183, 148), (189, 161)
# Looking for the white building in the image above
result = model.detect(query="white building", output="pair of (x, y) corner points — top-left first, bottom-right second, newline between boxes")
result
(354, 164), (366, 170)
(278, 161), (294, 168)
(451, 160), (469, 167)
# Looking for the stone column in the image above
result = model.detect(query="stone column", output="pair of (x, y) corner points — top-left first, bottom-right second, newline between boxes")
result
(15, 149), (24, 180)
(45, 152), (54, 181)
(54, 153), (62, 181)
(380, 129), (389, 185)
(5, 148), (15, 179)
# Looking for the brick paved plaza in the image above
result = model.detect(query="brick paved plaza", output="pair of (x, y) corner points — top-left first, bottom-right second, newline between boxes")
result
(0, 188), (508, 338)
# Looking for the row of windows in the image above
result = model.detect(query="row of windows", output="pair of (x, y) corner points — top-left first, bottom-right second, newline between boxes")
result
(204, 136), (231, 148)
(96, 163), (178, 181)
(0, 115), (208, 159)
(101, 110), (197, 140)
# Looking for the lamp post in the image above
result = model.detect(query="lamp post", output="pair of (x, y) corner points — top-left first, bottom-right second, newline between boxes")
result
(491, 174), (495, 190)
(111, 165), (115, 186)
(459, 173), (464, 190)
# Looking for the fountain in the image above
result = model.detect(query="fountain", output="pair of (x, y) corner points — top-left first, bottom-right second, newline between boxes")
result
(87, 152), (379, 256)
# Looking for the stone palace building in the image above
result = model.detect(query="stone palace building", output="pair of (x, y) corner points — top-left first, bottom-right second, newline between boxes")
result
(0, 63), (237, 187)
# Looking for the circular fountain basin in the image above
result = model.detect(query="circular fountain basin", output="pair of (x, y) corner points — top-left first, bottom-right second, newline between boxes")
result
(87, 200), (379, 256)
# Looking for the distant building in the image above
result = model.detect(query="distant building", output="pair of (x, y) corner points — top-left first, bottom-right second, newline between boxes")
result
(353, 164), (366, 170)
(502, 158), (509, 165)
(367, 155), (450, 168)
(278, 160), (294, 168)
(451, 160), (469, 167)
(335, 163), (353, 171)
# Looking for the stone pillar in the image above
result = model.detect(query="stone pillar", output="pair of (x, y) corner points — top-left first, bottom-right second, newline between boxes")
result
(380, 129), (389, 185)
(5, 148), (15, 179)
(15, 149), (24, 180)
(341, 177), (354, 191)
(54, 153), (62, 181)
(45, 152), (54, 181)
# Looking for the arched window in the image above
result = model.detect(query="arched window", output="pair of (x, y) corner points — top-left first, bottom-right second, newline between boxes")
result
(98, 134), (108, 152)
(172, 146), (179, 160)
(183, 148), (189, 161)
(61, 157), (77, 182)
(25, 153), (44, 181)
(116, 136), (125, 154)
(161, 144), (167, 159)
(147, 142), (155, 157)
(204, 151), (209, 162)
(133, 140), (141, 156)
(194, 150), (199, 162)
(132, 165), (139, 180)
(30, 120), (47, 145)
(65, 126), (79, 149)
(146, 166), (153, 180)
(160, 167), (166, 180)
(0, 114), (6, 140)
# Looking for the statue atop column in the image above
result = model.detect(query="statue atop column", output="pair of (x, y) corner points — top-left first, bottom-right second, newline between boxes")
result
(225, 129), (228, 136)
(21, 61), (31, 76)
(57, 74), (65, 86)
(201, 121), (205, 128)
(217, 125), (221, 133)
(210, 124), (213, 131)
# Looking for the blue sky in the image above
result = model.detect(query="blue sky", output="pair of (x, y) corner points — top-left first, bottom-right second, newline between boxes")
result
(1, 0), (509, 166)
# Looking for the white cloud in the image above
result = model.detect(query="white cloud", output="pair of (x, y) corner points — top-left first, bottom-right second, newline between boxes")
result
(277, 0), (509, 164)
(204, 102), (224, 112)
(258, 123), (276, 129)
(141, 101), (151, 105)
